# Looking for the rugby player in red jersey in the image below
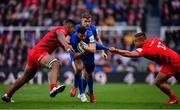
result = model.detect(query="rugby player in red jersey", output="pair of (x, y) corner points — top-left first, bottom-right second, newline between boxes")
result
(1, 20), (75, 103)
(110, 32), (180, 104)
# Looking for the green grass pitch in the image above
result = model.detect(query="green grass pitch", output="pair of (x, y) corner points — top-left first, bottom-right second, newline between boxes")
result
(0, 83), (180, 109)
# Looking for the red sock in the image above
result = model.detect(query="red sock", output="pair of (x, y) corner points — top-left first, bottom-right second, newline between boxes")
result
(7, 89), (14, 98)
(50, 83), (57, 91)
(169, 93), (177, 99)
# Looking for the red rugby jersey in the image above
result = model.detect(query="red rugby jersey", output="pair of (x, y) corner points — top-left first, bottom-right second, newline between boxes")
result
(135, 38), (179, 65)
(33, 26), (67, 54)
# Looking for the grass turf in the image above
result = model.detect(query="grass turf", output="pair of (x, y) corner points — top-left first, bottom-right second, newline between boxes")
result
(0, 83), (180, 109)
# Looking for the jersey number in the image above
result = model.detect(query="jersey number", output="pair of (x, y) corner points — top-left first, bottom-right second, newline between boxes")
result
(156, 42), (171, 63)
(157, 42), (166, 50)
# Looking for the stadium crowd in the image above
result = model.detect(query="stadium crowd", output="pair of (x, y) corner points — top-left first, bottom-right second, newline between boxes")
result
(0, 0), (146, 27)
(161, 0), (180, 26)
(0, 0), (144, 72)
(164, 29), (180, 54)
(0, 0), (179, 73)
(161, 0), (180, 57)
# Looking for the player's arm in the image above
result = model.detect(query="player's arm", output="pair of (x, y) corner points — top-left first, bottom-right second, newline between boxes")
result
(95, 35), (106, 51)
(56, 30), (74, 53)
(94, 30), (107, 58)
(109, 47), (140, 57)
(80, 33), (96, 53)
(92, 26), (101, 43)
(94, 34), (102, 44)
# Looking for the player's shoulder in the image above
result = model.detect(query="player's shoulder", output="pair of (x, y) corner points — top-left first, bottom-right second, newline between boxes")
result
(89, 24), (97, 30)
(90, 24), (96, 28)
(53, 26), (67, 34)
(54, 26), (66, 30)
(135, 38), (161, 55)
(86, 30), (93, 37)
(75, 23), (81, 27)
(147, 37), (160, 42)
(86, 30), (95, 43)
(75, 23), (82, 30)
(70, 33), (77, 45)
(144, 37), (161, 47)
(70, 32), (78, 39)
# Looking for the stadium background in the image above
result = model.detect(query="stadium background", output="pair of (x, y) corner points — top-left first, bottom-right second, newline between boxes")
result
(0, 0), (180, 85)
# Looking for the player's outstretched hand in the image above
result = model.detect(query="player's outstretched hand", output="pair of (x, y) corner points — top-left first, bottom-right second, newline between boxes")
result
(101, 51), (108, 59)
(65, 45), (75, 53)
(109, 47), (117, 53)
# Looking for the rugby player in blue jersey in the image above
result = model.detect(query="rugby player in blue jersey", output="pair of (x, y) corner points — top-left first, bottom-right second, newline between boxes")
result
(70, 13), (108, 102)
(69, 26), (108, 103)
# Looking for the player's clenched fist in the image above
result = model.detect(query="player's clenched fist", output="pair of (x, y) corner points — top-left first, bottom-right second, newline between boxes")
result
(80, 41), (88, 50)
(77, 41), (88, 54)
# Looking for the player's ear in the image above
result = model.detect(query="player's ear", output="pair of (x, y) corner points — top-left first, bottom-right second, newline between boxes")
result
(80, 18), (84, 22)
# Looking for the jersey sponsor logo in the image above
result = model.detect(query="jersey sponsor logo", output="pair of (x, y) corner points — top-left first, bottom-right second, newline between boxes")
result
(136, 48), (143, 52)
(89, 35), (95, 43)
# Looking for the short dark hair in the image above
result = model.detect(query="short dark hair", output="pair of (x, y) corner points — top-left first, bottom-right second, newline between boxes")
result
(77, 26), (87, 34)
(81, 13), (92, 19)
(64, 19), (77, 26)
(134, 32), (146, 39)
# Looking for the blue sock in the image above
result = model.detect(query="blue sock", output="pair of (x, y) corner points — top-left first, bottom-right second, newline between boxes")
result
(83, 79), (87, 92)
(74, 74), (81, 88)
(79, 78), (87, 94)
(79, 78), (84, 95)
(87, 77), (94, 94)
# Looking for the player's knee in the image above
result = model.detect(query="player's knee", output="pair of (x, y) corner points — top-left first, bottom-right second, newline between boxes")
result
(85, 64), (94, 74)
(85, 70), (93, 77)
(154, 79), (161, 87)
(75, 64), (83, 74)
(51, 60), (61, 69)
(86, 72), (93, 78)
(48, 58), (62, 69)
(76, 67), (83, 74)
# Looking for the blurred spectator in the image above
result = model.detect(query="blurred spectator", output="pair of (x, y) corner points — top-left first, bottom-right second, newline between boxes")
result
(147, 0), (159, 16)
(0, 0), (146, 28)
(164, 29), (180, 54)
(123, 31), (134, 50)
(161, 0), (180, 26)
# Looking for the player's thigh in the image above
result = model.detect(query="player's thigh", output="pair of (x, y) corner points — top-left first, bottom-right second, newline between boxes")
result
(74, 59), (84, 72)
(174, 72), (180, 81)
(84, 64), (95, 76)
(155, 72), (171, 84)
(40, 54), (60, 68)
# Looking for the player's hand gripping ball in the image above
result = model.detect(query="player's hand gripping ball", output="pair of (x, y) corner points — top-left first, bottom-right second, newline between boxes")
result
(77, 41), (88, 54)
